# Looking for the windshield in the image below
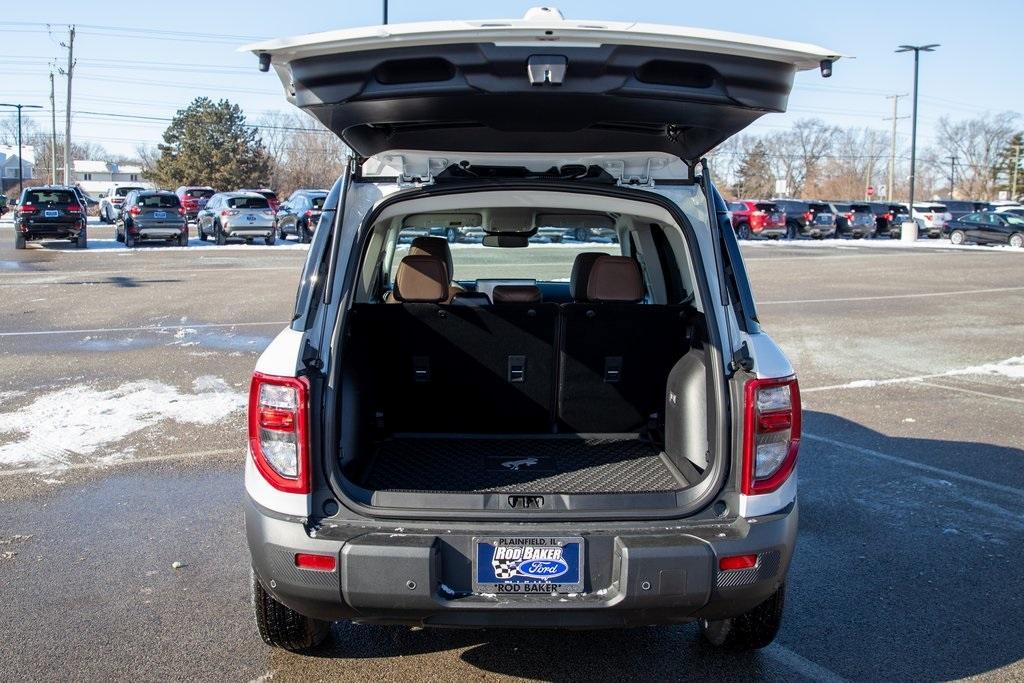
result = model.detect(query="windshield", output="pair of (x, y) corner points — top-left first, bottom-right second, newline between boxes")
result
(186, 188), (215, 199)
(228, 195), (269, 209)
(24, 189), (77, 205)
(138, 194), (180, 208)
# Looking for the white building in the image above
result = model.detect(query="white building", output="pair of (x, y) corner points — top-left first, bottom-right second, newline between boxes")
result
(0, 145), (35, 194)
(73, 160), (146, 195)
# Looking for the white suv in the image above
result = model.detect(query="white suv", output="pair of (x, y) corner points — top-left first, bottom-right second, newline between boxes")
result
(241, 8), (837, 654)
(912, 203), (952, 238)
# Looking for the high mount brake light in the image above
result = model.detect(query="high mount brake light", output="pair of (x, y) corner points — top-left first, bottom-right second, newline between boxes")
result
(248, 373), (309, 494)
(742, 376), (800, 495)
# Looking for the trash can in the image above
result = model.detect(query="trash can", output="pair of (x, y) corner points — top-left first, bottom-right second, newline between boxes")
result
(900, 220), (918, 242)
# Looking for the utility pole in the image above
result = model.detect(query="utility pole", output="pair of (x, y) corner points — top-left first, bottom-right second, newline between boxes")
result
(49, 70), (57, 184)
(0, 103), (44, 192)
(883, 94), (907, 203)
(945, 155), (957, 198)
(58, 25), (75, 186)
(1012, 141), (1021, 201)
(895, 44), (939, 240)
(382, 0), (388, 24)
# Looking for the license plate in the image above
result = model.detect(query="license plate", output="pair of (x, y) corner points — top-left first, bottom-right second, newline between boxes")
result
(474, 536), (583, 594)
(245, 214), (256, 222)
(44, 210), (59, 218)
(154, 211), (167, 219)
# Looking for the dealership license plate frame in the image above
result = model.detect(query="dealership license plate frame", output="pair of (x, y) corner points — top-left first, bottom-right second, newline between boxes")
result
(473, 536), (584, 595)
(44, 210), (59, 218)
(154, 211), (167, 219)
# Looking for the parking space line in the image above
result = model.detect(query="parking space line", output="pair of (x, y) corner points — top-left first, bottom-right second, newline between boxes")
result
(916, 381), (1024, 406)
(0, 321), (289, 338)
(0, 448), (237, 476)
(804, 432), (1024, 498)
(759, 285), (1024, 305)
(764, 644), (848, 682)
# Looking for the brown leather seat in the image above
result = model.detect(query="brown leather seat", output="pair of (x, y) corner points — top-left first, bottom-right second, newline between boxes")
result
(585, 255), (644, 303)
(390, 254), (449, 303)
(492, 284), (542, 304)
(568, 252), (607, 302)
(408, 236), (464, 302)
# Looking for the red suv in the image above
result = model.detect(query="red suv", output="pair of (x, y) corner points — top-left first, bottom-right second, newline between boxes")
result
(729, 200), (787, 239)
(175, 186), (216, 222)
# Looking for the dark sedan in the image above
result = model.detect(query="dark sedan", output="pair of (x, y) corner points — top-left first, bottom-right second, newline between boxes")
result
(946, 211), (1024, 248)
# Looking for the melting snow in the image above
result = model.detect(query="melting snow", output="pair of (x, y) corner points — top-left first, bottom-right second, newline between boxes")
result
(0, 377), (245, 469)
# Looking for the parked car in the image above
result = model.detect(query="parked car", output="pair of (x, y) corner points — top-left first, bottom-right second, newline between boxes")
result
(13, 185), (87, 249)
(275, 190), (328, 242)
(115, 190), (188, 248)
(238, 188), (280, 213)
(990, 203), (1024, 214)
(829, 202), (876, 238)
(865, 202), (909, 238)
(69, 185), (99, 211)
(947, 211), (1024, 247)
(175, 186), (216, 222)
(941, 200), (990, 221)
(770, 199), (836, 238)
(911, 203), (950, 238)
(196, 191), (276, 245)
(99, 183), (151, 223)
(728, 200), (787, 239)
(0, 194), (7, 216)
(240, 9), (834, 653)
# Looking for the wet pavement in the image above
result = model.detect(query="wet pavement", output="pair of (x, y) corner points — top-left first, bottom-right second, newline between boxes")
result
(0, 220), (1021, 681)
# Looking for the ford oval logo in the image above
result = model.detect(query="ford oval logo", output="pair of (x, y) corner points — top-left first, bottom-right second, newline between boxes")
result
(516, 559), (569, 580)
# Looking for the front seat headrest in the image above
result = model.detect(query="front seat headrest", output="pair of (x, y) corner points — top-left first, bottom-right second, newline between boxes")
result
(586, 255), (644, 303)
(409, 236), (454, 281)
(492, 285), (542, 304)
(569, 252), (606, 302)
(393, 255), (449, 303)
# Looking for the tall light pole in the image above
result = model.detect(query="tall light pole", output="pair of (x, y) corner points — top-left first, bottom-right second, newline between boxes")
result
(0, 103), (44, 193)
(895, 44), (939, 240)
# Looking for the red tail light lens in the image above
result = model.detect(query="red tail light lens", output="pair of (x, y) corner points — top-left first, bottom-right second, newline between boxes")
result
(67, 204), (82, 214)
(803, 211), (813, 221)
(304, 210), (313, 218)
(19, 205), (37, 214)
(884, 212), (892, 220)
(719, 554), (758, 571)
(248, 373), (309, 494)
(742, 377), (800, 495)
(295, 553), (336, 572)
(177, 207), (185, 216)
(221, 209), (239, 217)
(129, 206), (141, 216)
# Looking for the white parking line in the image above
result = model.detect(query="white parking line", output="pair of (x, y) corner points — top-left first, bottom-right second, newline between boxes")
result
(0, 448), (237, 477)
(917, 381), (1024, 406)
(0, 321), (288, 338)
(765, 644), (848, 682)
(759, 285), (1024, 305)
(804, 432), (1024, 498)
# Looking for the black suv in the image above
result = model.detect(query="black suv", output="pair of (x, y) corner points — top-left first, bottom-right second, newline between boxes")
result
(275, 190), (328, 243)
(115, 190), (188, 248)
(771, 198), (836, 238)
(940, 200), (991, 221)
(13, 186), (87, 249)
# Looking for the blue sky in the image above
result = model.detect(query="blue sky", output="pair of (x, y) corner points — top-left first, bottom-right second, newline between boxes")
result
(2, 0), (1021, 159)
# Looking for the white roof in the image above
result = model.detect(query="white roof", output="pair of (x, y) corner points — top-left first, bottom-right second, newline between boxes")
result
(117, 164), (143, 174)
(74, 159), (110, 173)
(243, 8), (841, 71)
(0, 145), (35, 165)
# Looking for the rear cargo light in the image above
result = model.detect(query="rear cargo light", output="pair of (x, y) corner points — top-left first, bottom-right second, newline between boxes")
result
(719, 554), (758, 571)
(741, 376), (800, 495)
(248, 372), (309, 494)
(295, 553), (336, 572)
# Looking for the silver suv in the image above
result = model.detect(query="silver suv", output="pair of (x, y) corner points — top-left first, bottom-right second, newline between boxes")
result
(241, 8), (837, 654)
(196, 191), (276, 245)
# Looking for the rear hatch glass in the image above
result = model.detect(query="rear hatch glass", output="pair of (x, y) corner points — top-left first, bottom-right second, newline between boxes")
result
(115, 186), (143, 197)
(24, 190), (76, 205)
(754, 202), (780, 213)
(138, 194), (180, 208)
(229, 196), (269, 209)
(185, 188), (215, 199)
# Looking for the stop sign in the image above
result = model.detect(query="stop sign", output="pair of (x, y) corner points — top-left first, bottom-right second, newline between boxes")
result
(866, 186), (875, 196)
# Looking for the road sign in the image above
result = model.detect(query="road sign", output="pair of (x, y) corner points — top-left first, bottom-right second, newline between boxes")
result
(866, 186), (875, 196)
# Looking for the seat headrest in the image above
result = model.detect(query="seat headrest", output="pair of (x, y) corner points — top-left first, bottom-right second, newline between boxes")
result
(409, 236), (454, 281)
(450, 291), (492, 306)
(586, 255), (644, 303)
(492, 285), (542, 304)
(393, 255), (449, 303)
(569, 252), (606, 301)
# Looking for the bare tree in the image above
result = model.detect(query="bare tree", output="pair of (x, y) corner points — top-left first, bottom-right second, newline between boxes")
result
(934, 111), (1019, 199)
(257, 111), (349, 195)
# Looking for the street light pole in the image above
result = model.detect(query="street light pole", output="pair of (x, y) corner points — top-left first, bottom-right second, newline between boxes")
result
(0, 103), (44, 194)
(895, 44), (939, 241)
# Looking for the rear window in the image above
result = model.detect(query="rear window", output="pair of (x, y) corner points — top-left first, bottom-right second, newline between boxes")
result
(808, 203), (830, 213)
(185, 188), (215, 199)
(257, 191), (277, 201)
(832, 203), (851, 211)
(311, 196), (326, 210)
(850, 204), (872, 212)
(115, 186), (144, 197)
(137, 194), (180, 208)
(24, 190), (76, 205)
(228, 195), (269, 209)
(754, 202), (780, 212)
(728, 202), (745, 212)
(916, 204), (947, 212)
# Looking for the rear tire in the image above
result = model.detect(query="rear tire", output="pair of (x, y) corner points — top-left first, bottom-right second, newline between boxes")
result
(446, 227), (459, 243)
(125, 231), (136, 249)
(215, 222), (227, 246)
(14, 233), (26, 249)
(251, 567), (330, 652)
(950, 229), (966, 246)
(178, 230), (188, 247)
(701, 584), (785, 651)
(198, 224), (208, 241)
(737, 223), (751, 240)
(1009, 233), (1023, 248)
(77, 227), (87, 249)
(264, 235), (276, 246)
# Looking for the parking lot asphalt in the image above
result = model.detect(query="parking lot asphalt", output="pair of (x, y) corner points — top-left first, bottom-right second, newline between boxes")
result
(0, 220), (1021, 681)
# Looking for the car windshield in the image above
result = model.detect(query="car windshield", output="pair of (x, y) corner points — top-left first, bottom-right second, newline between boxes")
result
(115, 186), (143, 197)
(138, 194), (180, 208)
(186, 188), (215, 199)
(311, 196), (326, 210)
(24, 189), (76, 204)
(229, 195), (269, 209)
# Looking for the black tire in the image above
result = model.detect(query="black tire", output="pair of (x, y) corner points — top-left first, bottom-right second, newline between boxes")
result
(737, 223), (751, 240)
(251, 567), (330, 652)
(949, 229), (966, 246)
(446, 227), (459, 243)
(115, 225), (124, 243)
(701, 584), (785, 651)
(278, 222), (288, 241)
(125, 231), (136, 249)
(14, 233), (26, 250)
(198, 223), (208, 241)
(299, 225), (311, 244)
(264, 235), (276, 246)
(77, 227), (87, 249)
(215, 222), (227, 246)
(178, 229), (188, 247)
(574, 227), (590, 242)
(1009, 233), (1023, 249)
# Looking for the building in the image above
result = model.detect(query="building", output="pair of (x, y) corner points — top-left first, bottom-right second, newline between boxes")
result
(0, 145), (35, 195)
(72, 160), (147, 196)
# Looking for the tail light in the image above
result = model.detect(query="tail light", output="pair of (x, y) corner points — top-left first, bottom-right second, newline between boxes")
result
(803, 211), (813, 222)
(741, 376), (800, 495)
(129, 206), (141, 216)
(177, 207), (185, 216)
(221, 209), (239, 216)
(304, 210), (314, 218)
(248, 373), (309, 494)
(67, 204), (82, 214)
(112, 197), (124, 205)
(719, 554), (758, 571)
(884, 212), (892, 221)
(19, 205), (37, 214)
(845, 212), (854, 221)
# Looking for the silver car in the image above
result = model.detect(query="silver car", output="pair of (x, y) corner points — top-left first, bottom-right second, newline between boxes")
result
(196, 192), (276, 245)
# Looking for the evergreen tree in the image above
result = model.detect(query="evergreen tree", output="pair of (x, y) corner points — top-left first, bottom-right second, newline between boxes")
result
(733, 141), (775, 198)
(152, 97), (271, 190)
(996, 132), (1023, 200)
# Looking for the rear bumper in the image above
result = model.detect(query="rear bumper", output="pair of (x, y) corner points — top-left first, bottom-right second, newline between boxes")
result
(223, 223), (274, 236)
(246, 495), (797, 627)
(133, 223), (186, 239)
(20, 223), (83, 238)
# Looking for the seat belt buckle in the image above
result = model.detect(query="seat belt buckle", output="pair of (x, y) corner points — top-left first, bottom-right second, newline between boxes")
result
(507, 355), (526, 383)
(604, 356), (623, 383)
(413, 356), (431, 383)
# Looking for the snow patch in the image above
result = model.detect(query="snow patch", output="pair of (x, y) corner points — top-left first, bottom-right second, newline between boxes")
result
(0, 377), (245, 469)
(813, 356), (1024, 391)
